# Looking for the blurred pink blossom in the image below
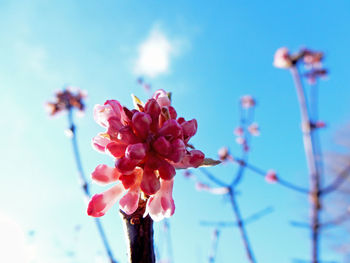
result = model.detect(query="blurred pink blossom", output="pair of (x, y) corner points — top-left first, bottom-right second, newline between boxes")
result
(273, 47), (292, 69)
(248, 123), (260, 136)
(265, 170), (278, 184)
(240, 95), (256, 109)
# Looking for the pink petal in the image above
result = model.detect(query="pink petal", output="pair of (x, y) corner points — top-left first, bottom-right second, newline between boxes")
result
(153, 89), (171, 107)
(119, 170), (143, 214)
(87, 184), (125, 217)
(106, 141), (127, 158)
(119, 191), (140, 215)
(91, 164), (121, 184)
(93, 104), (115, 127)
(104, 100), (123, 119)
(145, 179), (175, 221)
(92, 134), (111, 153)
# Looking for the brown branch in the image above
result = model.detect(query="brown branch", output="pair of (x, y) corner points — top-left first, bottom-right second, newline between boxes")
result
(120, 199), (155, 263)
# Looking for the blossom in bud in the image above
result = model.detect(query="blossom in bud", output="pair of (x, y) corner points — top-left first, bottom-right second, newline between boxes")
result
(153, 89), (171, 107)
(265, 170), (278, 184)
(234, 127), (244, 136)
(304, 69), (328, 85)
(248, 123), (260, 136)
(46, 87), (86, 116)
(314, 121), (326, 129)
(88, 89), (207, 220)
(273, 47), (292, 69)
(302, 49), (324, 68)
(218, 147), (232, 162)
(236, 137), (245, 145)
(240, 95), (256, 109)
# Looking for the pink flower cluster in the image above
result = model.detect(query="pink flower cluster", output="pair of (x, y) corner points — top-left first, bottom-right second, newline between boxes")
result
(87, 89), (205, 221)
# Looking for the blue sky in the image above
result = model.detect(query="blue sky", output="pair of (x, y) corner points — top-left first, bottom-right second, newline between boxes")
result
(1, 0), (350, 262)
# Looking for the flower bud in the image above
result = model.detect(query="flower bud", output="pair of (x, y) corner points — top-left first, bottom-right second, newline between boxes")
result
(158, 160), (176, 180)
(168, 139), (186, 163)
(144, 98), (161, 119)
(115, 156), (138, 174)
(141, 168), (160, 195)
(125, 143), (147, 160)
(152, 136), (171, 156)
(132, 112), (152, 139)
(159, 120), (183, 140)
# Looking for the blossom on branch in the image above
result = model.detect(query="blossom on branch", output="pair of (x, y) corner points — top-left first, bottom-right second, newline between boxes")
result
(46, 87), (86, 116)
(240, 95), (256, 109)
(273, 47), (292, 69)
(88, 89), (212, 221)
(265, 170), (278, 184)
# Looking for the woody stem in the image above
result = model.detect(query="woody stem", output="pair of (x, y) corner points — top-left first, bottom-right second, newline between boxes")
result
(120, 200), (155, 263)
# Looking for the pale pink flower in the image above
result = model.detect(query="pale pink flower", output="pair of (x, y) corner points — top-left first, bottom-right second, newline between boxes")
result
(265, 170), (278, 184)
(87, 166), (143, 216)
(248, 123), (260, 136)
(144, 179), (175, 222)
(88, 89), (205, 219)
(240, 95), (256, 109)
(273, 47), (292, 69)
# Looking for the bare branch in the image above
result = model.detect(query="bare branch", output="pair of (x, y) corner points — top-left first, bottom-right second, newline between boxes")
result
(200, 206), (274, 228)
(321, 164), (350, 195)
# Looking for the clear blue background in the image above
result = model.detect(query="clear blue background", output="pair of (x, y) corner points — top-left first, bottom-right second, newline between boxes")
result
(0, 0), (350, 262)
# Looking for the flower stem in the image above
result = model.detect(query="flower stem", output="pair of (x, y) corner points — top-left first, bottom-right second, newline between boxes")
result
(67, 108), (118, 263)
(120, 199), (155, 263)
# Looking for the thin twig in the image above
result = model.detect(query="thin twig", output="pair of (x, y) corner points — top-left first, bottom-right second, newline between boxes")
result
(228, 189), (256, 263)
(321, 211), (350, 229)
(199, 168), (227, 187)
(200, 206), (273, 228)
(67, 108), (118, 263)
(238, 160), (310, 194)
(208, 229), (220, 263)
(321, 164), (350, 194)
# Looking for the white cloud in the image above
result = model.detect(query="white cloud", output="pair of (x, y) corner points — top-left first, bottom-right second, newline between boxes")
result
(0, 213), (36, 263)
(134, 28), (175, 78)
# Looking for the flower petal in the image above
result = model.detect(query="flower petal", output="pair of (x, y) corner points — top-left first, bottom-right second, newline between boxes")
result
(91, 164), (121, 185)
(87, 184), (125, 217)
